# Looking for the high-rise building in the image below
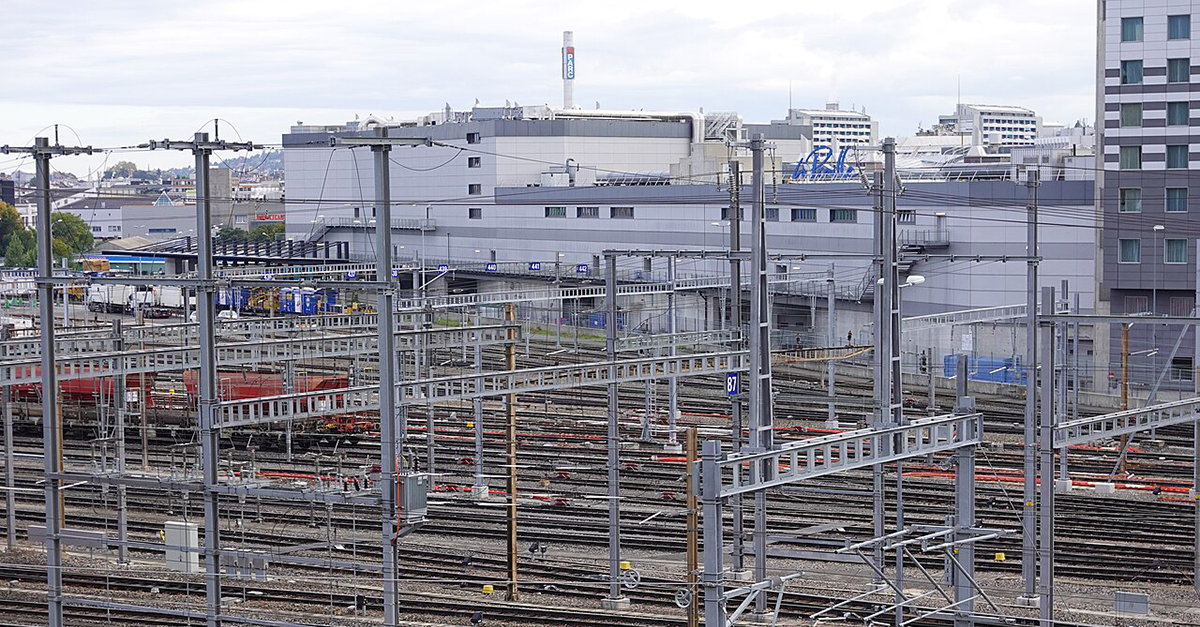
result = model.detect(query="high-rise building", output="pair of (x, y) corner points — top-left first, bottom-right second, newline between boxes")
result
(775, 102), (878, 147)
(1100, 1), (1200, 389)
(938, 104), (1043, 146)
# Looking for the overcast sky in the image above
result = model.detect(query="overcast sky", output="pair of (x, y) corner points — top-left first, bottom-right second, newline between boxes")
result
(3, 0), (1097, 175)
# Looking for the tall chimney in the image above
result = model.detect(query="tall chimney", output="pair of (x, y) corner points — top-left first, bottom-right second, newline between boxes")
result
(562, 31), (576, 110)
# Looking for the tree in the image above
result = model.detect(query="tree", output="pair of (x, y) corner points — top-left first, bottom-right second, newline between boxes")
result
(104, 161), (137, 179)
(215, 226), (250, 243)
(250, 223), (284, 242)
(0, 202), (22, 252)
(3, 230), (36, 267)
(50, 213), (93, 255)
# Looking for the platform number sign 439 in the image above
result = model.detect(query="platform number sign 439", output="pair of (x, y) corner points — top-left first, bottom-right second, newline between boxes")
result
(726, 372), (739, 396)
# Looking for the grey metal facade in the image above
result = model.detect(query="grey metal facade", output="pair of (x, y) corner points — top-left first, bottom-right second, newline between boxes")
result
(1102, 1), (1200, 390)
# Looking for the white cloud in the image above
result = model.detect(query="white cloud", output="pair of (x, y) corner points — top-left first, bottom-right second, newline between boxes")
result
(4, 0), (1096, 173)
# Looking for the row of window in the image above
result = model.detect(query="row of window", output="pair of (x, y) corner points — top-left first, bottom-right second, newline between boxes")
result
(463, 206), (931, 224)
(717, 207), (861, 223)
(1119, 187), (1189, 212)
(1122, 15), (1191, 43)
(1117, 237), (1190, 263)
(539, 206), (634, 219)
(1120, 101), (1191, 126)
(1118, 144), (1191, 169)
(1119, 58), (1193, 85)
(1124, 295), (1196, 317)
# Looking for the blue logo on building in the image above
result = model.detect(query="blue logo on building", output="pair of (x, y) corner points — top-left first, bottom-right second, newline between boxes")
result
(791, 146), (858, 180)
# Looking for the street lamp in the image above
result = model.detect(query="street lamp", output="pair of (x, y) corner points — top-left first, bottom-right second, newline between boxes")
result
(1153, 224), (1165, 380)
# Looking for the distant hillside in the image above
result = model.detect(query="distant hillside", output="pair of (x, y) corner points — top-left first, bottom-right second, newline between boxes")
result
(215, 150), (284, 175)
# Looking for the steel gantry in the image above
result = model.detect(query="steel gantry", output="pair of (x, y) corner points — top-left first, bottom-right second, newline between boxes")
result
(699, 411), (986, 627)
(0, 137), (95, 627)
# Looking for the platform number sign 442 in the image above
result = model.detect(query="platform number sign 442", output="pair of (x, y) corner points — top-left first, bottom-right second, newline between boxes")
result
(726, 372), (739, 396)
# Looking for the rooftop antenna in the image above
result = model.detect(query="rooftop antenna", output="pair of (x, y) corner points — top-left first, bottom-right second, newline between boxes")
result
(957, 75), (963, 149)
(789, 81), (793, 111)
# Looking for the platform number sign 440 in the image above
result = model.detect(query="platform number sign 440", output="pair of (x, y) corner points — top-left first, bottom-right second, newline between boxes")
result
(726, 372), (739, 396)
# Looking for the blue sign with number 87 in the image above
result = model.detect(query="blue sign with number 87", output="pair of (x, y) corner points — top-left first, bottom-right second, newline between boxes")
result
(726, 373), (739, 396)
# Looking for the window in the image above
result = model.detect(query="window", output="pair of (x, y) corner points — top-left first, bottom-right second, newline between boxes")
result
(576, 206), (599, 219)
(897, 210), (916, 224)
(1167, 187), (1188, 213)
(353, 207), (360, 219)
(1171, 357), (1194, 382)
(468, 207), (482, 220)
(610, 206), (635, 219)
(544, 206), (567, 218)
(721, 207), (743, 220)
(1119, 188), (1142, 213)
(1169, 58), (1191, 83)
(468, 183), (482, 195)
(1169, 15), (1191, 40)
(90, 226), (101, 233)
(1120, 145), (1142, 170)
(1171, 296), (1196, 317)
(791, 208), (816, 222)
(1166, 238), (1188, 264)
(1119, 238), (1141, 263)
(1121, 16), (1143, 42)
(1125, 295), (1149, 313)
(468, 156), (481, 168)
(1120, 103), (1143, 127)
(830, 209), (857, 223)
(1168, 102), (1189, 126)
(466, 132), (480, 144)
(108, 225), (120, 232)
(1167, 145), (1189, 169)
(1121, 60), (1143, 85)
(234, 215), (247, 224)
(148, 228), (177, 234)
(766, 207), (779, 221)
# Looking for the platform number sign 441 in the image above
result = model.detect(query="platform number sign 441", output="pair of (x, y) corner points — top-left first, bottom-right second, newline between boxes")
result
(726, 372), (739, 396)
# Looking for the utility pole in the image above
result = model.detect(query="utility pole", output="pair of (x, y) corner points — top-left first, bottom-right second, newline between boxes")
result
(951, 354), (975, 627)
(1020, 168), (1040, 606)
(871, 170), (887, 582)
(603, 254), (629, 609)
(667, 256), (679, 449)
(505, 303), (519, 601)
(1119, 323), (1130, 475)
(1038, 286), (1056, 627)
(880, 138), (906, 627)
(826, 263), (837, 427)
(330, 130), (428, 627)
(112, 320), (129, 564)
(2, 137), (95, 627)
(728, 159), (747, 579)
(149, 131), (256, 627)
(747, 133), (773, 616)
(473, 309), (486, 498)
(685, 427), (699, 627)
(2, 326), (13, 551)
(1194, 241), (1199, 596)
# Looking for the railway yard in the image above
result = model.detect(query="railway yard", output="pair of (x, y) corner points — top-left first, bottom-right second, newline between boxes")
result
(5, 134), (1199, 627)
(2, 309), (1200, 627)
